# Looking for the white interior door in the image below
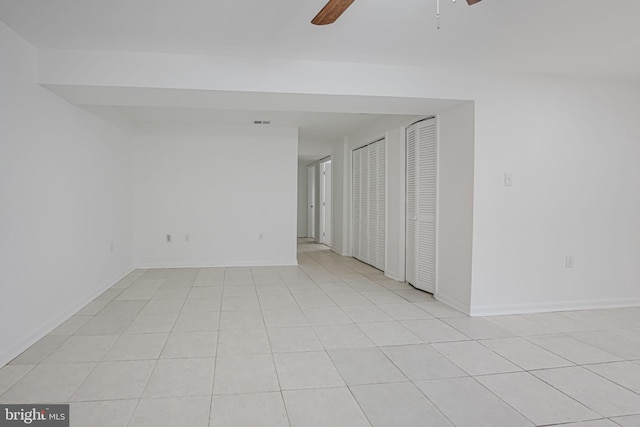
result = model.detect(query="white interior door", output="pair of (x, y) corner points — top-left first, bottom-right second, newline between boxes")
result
(321, 161), (332, 246)
(406, 119), (437, 293)
(307, 165), (316, 239)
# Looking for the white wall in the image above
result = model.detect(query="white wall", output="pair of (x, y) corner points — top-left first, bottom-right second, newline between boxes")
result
(133, 123), (298, 267)
(437, 103), (475, 313)
(470, 79), (640, 315)
(297, 161), (308, 237)
(0, 23), (133, 366)
(37, 48), (640, 316)
(323, 76), (640, 315)
(382, 125), (408, 282)
(331, 140), (347, 256)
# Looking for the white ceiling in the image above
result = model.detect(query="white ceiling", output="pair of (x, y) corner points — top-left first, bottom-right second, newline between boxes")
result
(1, 0), (640, 78)
(3, 0), (638, 162)
(104, 106), (415, 162)
(66, 90), (465, 163)
(115, 107), (409, 141)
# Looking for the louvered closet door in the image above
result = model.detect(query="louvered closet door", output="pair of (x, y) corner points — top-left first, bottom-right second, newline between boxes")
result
(406, 126), (417, 286)
(352, 149), (361, 259)
(374, 140), (386, 271)
(368, 144), (378, 266)
(352, 139), (386, 271)
(360, 147), (370, 264)
(407, 119), (437, 294)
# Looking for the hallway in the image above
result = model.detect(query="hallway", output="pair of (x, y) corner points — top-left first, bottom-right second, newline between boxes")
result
(1, 240), (640, 426)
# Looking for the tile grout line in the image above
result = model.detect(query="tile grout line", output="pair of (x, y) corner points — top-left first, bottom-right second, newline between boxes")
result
(252, 267), (294, 427)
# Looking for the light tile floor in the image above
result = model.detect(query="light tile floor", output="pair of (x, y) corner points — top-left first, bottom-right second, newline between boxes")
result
(2, 238), (640, 426)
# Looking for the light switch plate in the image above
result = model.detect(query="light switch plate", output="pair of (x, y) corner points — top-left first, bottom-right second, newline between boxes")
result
(504, 172), (513, 187)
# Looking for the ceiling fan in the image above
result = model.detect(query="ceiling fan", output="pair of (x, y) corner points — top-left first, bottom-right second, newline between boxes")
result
(312, 0), (483, 25)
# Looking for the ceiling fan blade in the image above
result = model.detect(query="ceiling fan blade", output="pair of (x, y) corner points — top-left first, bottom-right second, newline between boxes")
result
(311, 0), (356, 25)
(466, 0), (483, 4)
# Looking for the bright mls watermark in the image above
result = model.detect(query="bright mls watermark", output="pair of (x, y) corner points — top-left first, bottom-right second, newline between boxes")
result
(0, 405), (68, 426)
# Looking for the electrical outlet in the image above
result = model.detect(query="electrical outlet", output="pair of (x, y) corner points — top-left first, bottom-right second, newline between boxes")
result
(110, 242), (114, 253)
(166, 234), (172, 243)
(185, 234), (190, 242)
(259, 233), (264, 240)
(565, 255), (575, 269)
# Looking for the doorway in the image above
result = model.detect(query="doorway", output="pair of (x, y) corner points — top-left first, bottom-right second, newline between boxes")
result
(307, 165), (316, 240)
(319, 159), (332, 246)
(307, 158), (332, 246)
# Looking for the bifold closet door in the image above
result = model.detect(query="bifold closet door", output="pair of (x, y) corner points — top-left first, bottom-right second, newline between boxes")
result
(374, 140), (385, 270)
(360, 147), (370, 264)
(406, 119), (437, 293)
(352, 149), (362, 260)
(406, 126), (417, 286)
(352, 139), (385, 271)
(368, 144), (378, 267)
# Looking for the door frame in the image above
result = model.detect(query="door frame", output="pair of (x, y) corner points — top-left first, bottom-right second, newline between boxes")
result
(319, 159), (332, 246)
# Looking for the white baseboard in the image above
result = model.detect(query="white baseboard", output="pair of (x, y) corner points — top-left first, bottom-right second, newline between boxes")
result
(469, 297), (640, 317)
(384, 271), (403, 282)
(331, 247), (346, 257)
(135, 260), (299, 269)
(0, 266), (134, 368)
(435, 292), (471, 316)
